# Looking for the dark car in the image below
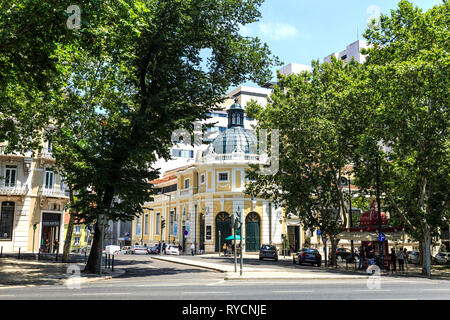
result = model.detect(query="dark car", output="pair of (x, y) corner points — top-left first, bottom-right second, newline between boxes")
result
(293, 248), (322, 267)
(259, 244), (278, 261)
(148, 245), (159, 254)
(336, 248), (358, 262)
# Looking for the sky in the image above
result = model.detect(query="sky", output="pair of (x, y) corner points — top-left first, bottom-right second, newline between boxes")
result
(235, 0), (442, 87)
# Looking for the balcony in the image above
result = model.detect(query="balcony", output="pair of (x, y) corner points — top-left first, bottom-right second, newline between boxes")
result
(0, 146), (31, 158)
(199, 152), (261, 164)
(0, 183), (29, 196)
(39, 186), (69, 199)
(38, 148), (54, 159)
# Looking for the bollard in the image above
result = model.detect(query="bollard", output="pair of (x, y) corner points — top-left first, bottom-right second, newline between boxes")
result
(38, 250), (41, 261)
(84, 251), (87, 263)
(112, 255), (114, 272)
(18, 247), (21, 259)
(55, 253), (58, 262)
(0, 246), (2, 258)
(346, 260), (348, 270)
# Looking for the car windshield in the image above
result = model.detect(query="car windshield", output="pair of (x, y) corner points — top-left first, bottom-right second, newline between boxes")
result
(304, 249), (318, 254)
(261, 245), (275, 250)
(135, 246), (146, 249)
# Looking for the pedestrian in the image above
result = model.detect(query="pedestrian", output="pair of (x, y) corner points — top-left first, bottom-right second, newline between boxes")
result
(222, 243), (227, 256)
(403, 248), (409, 270)
(390, 248), (397, 273)
(397, 247), (405, 272)
(162, 241), (167, 254)
(190, 243), (195, 256)
(365, 243), (375, 266)
(358, 246), (365, 270)
(178, 243), (182, 254)
(53, 239), (59, 254)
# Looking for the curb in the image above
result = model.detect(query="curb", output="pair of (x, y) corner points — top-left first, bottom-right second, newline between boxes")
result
(151, 256), (226, 273)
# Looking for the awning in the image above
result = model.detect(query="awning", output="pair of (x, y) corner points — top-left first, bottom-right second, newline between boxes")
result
(225, 235), (244, 241)
(336, 230), (406, 241)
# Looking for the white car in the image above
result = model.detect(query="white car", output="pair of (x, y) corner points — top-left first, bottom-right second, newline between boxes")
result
(130, 245), (149, 255)
(166, 245), (180, 255)
(434, 252), (449, 265)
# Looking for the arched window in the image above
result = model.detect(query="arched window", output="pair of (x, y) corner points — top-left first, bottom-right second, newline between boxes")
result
(0, 202), (14, 240)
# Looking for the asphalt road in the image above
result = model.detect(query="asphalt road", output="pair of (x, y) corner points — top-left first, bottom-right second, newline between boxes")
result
(1, 255), (449, 300)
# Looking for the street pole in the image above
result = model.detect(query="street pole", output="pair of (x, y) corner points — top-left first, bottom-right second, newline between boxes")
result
(234, 225), (237, 273)
(194, 204), (197, 256)
(376, 155), (384, 269)
(349, 177), (354, 255)
(219, 230), (221, 257)
(239, 207), (243, 276)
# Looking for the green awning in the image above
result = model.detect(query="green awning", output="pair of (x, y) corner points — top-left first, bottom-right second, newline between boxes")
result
(225, 235), (244, 240)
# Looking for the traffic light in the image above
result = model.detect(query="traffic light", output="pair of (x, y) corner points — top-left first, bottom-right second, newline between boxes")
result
(161, 218), (166, 229)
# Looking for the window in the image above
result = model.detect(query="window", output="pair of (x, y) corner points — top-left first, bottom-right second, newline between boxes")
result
(4, 165), (17, 187)
(218, 127), (227, 133)
(0, 202), (14, 240)
(144, 214), (149, 235)
(184, 178), (190, 189)
(44, 169), (54, 189)
(200, 174), (205, 184)
(74, 237), (80, 246)
(74, 226), (81, 234)
(169, 211), (174, 236)
(156, 213), (160, 235)
(218, 172), (229, 182)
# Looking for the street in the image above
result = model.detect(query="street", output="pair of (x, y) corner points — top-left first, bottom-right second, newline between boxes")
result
(1, 255), (449, 300)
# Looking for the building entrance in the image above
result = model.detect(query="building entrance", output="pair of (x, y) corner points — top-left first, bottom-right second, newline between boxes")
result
(40, 213), (61, 253)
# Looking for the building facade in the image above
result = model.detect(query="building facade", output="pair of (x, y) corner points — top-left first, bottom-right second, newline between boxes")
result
(132, 99), (289, 253)
(0, 142), (69, 253)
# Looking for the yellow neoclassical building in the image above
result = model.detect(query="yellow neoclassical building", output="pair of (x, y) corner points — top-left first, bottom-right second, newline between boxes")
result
(132, 99), (295, 253)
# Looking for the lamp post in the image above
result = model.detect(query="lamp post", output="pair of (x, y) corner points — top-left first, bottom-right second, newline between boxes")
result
(158, 192), (171, 256)
(346, 144), (354, 255)
(375, 155), (384, 270)
(99, 118), (107, 275)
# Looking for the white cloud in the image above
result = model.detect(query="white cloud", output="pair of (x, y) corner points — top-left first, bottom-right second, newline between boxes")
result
(258, 23), (298, 40)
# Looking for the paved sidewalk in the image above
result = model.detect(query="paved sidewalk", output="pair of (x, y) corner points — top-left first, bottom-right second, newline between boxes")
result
(152, 253), (450, 281)
(0, 257), (125, 288)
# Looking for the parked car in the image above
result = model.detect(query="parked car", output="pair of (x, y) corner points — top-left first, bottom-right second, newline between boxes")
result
(121, 246), (132, 254)
(434, 252), (449, 265)
(166, 245), (180, 255)
(407, 251), (420, 264)
(147, 245), (159, 254)
(259, 244), (278, 261)
(293, 248), (322, 267)
(130, 245), (149, 255)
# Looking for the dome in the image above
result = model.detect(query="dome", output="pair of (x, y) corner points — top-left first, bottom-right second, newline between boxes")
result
(204, 127), (258, 155)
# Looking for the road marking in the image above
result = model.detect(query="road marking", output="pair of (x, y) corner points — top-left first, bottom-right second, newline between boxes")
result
(354, 289), (392, 292)
(206, 280), (225, 286)
(72, 292), (132, 296)
(423, 288), (450, 291)
(0, 295), (15, 297)
(272, 290), (313, 293)
(182, 291), (230, 295)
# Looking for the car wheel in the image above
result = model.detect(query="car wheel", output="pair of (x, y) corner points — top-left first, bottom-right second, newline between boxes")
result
(259, 257), (263, 261)
(275, 258), (278, 262)
(293, 257), (296, 264)
(317, 262), (321, 267)
(298, 260), (302, 265)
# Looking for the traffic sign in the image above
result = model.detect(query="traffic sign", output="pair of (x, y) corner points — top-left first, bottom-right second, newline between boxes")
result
(317, 230), (322, 236)
(184, 230), (188, 236)
(378, 233), (386, 242)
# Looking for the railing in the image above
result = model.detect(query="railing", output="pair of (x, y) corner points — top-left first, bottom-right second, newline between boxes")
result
(180, 188), (193, 196)
(38, 148), (54, 159)
(0, 183), (28, 196)
(39, 186), (70, 198)
(199, 153), (261, 164)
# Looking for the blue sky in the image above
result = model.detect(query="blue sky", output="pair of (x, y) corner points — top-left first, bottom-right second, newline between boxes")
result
(237, 0), (442, 87)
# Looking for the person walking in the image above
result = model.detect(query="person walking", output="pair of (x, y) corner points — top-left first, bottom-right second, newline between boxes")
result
(397, 247), (405, 272)
(403, 248), (409, 271)
(365, 243), (375, 266)
(390, 248), (397, 273)
(178, 243), (182, 254)
(53, 239), (59, 254)
(190, 243), (195, 256)
(162, 241), (167, 255)
(222, 243), (227, 256)
(358, 246), (365, 270)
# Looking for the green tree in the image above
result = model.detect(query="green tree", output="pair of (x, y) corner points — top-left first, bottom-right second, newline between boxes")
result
(246, 58), (365, 266)
(46, 0), (279, 274)
(354, 0), (449, 276)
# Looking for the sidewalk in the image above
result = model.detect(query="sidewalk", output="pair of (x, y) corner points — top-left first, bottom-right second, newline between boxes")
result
(0, 257), (125, 288)
(152, 253), (450, 281)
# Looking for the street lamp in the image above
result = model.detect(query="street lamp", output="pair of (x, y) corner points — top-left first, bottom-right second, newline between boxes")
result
(346, 144), (354, 255)
(158, 192), (171, 256)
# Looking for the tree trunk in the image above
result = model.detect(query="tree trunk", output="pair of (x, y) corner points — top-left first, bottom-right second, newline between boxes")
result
(62, 189), (76, 263)
(421, 226), (432, 277)
(84, 219), (103, 274)
(330, 236), (338, 266)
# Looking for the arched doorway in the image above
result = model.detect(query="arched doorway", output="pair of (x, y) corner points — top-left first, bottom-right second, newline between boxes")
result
(245, 212), (260, 252)
(215, 212), (231, 252)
